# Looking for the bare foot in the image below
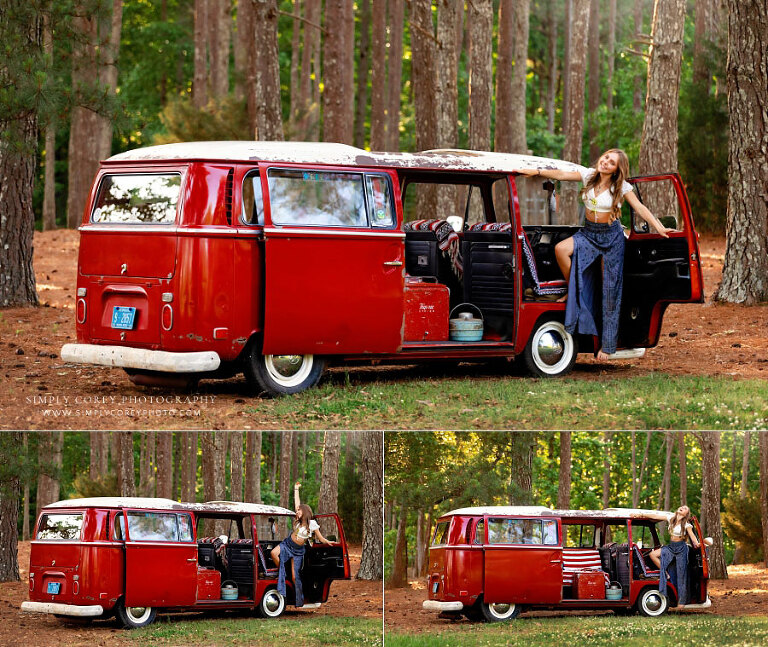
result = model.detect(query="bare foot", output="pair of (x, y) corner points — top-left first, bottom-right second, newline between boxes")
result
(596, 350), (613, 361)
(556, 293), (568, 303)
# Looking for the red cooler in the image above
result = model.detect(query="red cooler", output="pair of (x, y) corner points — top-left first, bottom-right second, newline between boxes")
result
(404, 278), (449, 342)
(575, 571), (606, 599)
(197, 567), (221, 600)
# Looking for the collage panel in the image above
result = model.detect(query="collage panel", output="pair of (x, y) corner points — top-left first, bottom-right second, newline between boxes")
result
(384, 431), (768, 647)
(0, 431), (384, 647)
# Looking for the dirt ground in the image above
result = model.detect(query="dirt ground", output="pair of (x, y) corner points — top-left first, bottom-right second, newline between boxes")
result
(1, 232), (766, 429)
(0, 541), (381, 647)
(385, 562), (768, 633)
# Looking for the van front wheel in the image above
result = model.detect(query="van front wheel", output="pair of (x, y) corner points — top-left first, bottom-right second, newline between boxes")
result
(116, 602), (157, 628)
(258, 588), (286, 618)
(523, 319), (577, 378)
(636, 588), (669, 617)
(245, 349), (325, 396)
(480, 601), (521, 622)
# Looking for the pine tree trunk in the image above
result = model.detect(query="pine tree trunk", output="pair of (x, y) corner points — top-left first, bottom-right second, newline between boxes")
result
(94, 0), (122, 161)
(468, 0), (493, 151)
(90, 432), (101, 480)
(387, 0), (404, 150)
(318, 432), (341, 514)
(693, 0), (714, 85)
(323, 0), (354, 143)
(116, 432), (136, 497)
(229, 431), (243, 501)
(414, 509), (424, 578)
(740, 431), (750, 498)
(563, 0), (572, 132)
(193, 0), (209, 109)
(636, 430), (652, 505)
(759, 432), (768, 568)
(279, 432), (292, 508)
(587, 0), (600, 162)
(699, 432), (727, 579)
(660, 431), (674, 510)
(156, 432), (173, 499)
(291, 429), (300, 485)
(560, 0), (590, 224)
(358, 431), (383, 580)
(252, 0), (284, 140)
(354, 0), (371, 149)
(638, 0), (686, 191)
(201, 432), (226, 534)
(0, 433), (22, 582)
(495, 0), (529, 154)
(234, 0), (254, 102)
(387, 505), (408, 587)
(602, 431), (612, 507)
(172, 432), (181, 499)
(370, 0), (388, 150)
(715, 0), (768, 304)
(557, 431), (572, 509)
(245, 431), (262, 503)
(300, 0), (322, 141)
(270, 431), (279, 492)
(289, 0), (302, 136)
(606, 0), (617, 110)
(36, 432), (63, 516)
(510, 433), (536, 505)
(41, 18), (56, 231)
(631, 431), (638, 506)
(678, 431), (687, 505)
(546, 0), (558, 135)
(633, 0), (645, 112)
(22, 433), (30, 542)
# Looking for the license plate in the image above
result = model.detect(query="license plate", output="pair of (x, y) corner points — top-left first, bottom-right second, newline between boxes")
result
(432, 581), (439, 594)
(111, 306), (137, 329)
(47, 582), (61, 595)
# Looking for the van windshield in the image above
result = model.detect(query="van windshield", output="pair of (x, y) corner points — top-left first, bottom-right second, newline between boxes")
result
(37, 513), (83, 540)
(92, 173), (181, 224)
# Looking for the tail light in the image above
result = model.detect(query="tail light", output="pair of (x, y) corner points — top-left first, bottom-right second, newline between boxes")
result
(161, 304), (173, 331)
(29, 572), (34, 592)
(76, 298), (87, 324)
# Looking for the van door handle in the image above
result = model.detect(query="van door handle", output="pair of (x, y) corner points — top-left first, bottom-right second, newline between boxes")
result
(186, 558), (197, 563)
(550, 559), (562, 564)
(383, 260), (403, 266)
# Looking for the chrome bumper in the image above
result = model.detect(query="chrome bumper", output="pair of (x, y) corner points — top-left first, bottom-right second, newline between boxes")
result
(61, 343), (220, 373)
(422, 600), (464, 612)
(21, 601), (104, 617)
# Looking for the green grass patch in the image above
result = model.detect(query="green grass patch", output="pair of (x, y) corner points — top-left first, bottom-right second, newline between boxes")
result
(388, 615), (768, 647)
(250, 371), (768, 429)
(130, 614), (381, 647)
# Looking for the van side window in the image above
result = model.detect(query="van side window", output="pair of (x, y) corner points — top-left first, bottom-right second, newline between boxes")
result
(474, 519), (485, 544)
(565, 524), (596, 547)
(91, 173), (181, 224)
(114, 513), (125, 540)
(431, 521), (450, 546)
(241, 172), (265, 225)
(268, 169), (367, 227)
(488, 518), (555, 545)
(126, 512), (194, 542)
(366, 175), (395, 227)
(37, 513), (83, 540)
(623, 178), (682, 232)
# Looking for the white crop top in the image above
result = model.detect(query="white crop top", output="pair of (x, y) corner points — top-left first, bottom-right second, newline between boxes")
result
(579, 167), (634, 213)
(295, 519), (320, 540)
(668, 514), (692, 538)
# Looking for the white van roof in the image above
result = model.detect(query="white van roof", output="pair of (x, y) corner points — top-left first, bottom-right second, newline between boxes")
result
(107, 141), (584, 176)
(44, 497), (294, 516)
(441, 506), (671, 522)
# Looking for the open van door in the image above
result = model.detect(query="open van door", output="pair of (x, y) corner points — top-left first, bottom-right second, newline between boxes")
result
(301, 513), (351, 604)
(619, 173), (704, 349)
(122, 509), (198, 607)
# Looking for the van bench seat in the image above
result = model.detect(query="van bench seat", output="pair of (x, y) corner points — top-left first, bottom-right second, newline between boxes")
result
(562, 548), (609, 587)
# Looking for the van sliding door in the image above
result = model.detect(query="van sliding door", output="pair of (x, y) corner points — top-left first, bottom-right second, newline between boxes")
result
(262, 167), (405, 355)
(301, 514), (350, 604)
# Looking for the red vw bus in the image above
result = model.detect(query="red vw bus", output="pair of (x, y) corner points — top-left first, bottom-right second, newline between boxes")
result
(60, 142), (703, 395)
(423, 506), (711, 621)
(22, 497), (350, 628)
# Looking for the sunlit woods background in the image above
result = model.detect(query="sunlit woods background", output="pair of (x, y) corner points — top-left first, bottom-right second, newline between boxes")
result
(384, 431), (767, 584)
(33, 0), (726, 233)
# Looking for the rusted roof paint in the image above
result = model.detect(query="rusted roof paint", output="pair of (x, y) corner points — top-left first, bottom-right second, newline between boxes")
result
(441, 506), (671, 522)
(45, 497), (294, 516)
(107, 141), (584, 175)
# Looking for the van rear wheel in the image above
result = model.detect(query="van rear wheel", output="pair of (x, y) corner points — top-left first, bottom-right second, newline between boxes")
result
(116, 602), (157, 628)
(480, 601), (521, 622)
(245, 348), (325, 396)
(258, 588), (286, 618)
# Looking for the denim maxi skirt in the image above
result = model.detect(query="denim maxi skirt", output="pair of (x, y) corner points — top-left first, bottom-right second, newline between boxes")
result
(277, 536), (306, 607)
(565, 219), (625, 354)
(659, 541), (689, 605)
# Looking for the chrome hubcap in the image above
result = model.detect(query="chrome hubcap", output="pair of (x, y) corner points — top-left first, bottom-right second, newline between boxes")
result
(263, 591), (283, 614)
(645, 593), (663, 612)
(537, 331), (564, 366)
(489, 603), (514, 618)
(126, 607), (151, 623)
(264, 354), (313, 387)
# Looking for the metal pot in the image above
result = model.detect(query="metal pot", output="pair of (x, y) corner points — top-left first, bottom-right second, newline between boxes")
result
(221, 580), (239, 601)
(449, 304), (484, 342)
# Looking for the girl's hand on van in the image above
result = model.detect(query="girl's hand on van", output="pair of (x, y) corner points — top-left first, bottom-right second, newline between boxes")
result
(294, 482), (302, 490)
(655, 225), (674, 238)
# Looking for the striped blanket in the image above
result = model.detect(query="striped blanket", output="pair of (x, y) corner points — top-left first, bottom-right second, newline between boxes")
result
(562, 548), (609, 587)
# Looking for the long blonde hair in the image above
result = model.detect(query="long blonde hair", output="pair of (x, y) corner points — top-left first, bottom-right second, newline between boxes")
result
(668, 506), (691, 537)
(582, 148), (631, 218)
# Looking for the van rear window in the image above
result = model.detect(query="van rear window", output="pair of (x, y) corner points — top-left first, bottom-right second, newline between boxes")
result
(488, 518), (559, 545)
(431, 521), (450, 546)
(92, 173), (181, 224)
(37, 513), (83, 540)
